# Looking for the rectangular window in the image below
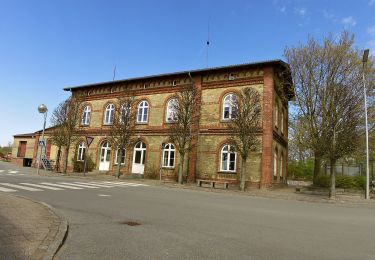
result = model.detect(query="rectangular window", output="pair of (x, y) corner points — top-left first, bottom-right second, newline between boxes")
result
(229, 153), (236, 171)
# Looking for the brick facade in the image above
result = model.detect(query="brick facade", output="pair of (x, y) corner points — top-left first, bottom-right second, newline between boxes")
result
(12, 60), (294, 188)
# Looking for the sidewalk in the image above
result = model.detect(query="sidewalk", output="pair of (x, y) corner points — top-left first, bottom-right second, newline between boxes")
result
(0, 194), (68, 260)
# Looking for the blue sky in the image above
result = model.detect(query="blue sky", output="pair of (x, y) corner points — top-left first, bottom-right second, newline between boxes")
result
(1, 0), (375, 146)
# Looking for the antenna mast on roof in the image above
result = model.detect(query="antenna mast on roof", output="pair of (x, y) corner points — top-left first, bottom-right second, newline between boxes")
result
(113, 65), (117, 81)
(206, 20), (210, 68)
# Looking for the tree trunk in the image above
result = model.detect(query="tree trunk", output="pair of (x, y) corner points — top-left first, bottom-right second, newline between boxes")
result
(329, 159), (336, 198)
(313, 155), (322, 185)
(178, 152), (184, 184)
(116, 149), (122, 179)
(55, 147), (61, 172)
(63, 146), (70, 174)
(240, 157), (247, 191)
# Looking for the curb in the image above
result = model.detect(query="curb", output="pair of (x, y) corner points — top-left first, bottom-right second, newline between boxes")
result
(12, 195), (69, 260)
(42, 202), (69, 260)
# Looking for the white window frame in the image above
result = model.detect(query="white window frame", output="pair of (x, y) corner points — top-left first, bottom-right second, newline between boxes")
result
(114, 148), (126, 165)
(137, 101), (149, 123)
(166, 99), (178, 122)
(162, 143), (175, 168)
(222, 93), (237, 120)
(104, 103), (115, 125)
(273, 150), (278, 177)
(220, 144), (236, 172)
(275, 102), (279, 128)
(77, 142), (86, 161)
(81, 106), (91, 125)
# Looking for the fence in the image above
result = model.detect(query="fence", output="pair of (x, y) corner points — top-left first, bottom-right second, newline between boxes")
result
(324, 162), (374, 178)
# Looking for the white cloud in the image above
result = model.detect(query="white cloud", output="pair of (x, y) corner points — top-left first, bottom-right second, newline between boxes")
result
(295, 7), (306, 16)
(341, 16), (356, 27)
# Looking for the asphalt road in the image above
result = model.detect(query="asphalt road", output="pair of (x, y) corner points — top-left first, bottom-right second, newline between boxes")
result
(1, 162), (375, 260)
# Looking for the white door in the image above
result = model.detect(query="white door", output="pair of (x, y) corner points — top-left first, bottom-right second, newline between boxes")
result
(99, 141), (111, 171)
(132, 141), (146, 174)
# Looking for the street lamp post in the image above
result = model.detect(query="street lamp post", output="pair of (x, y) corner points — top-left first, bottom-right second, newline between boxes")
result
(37, 104), (48, 175)
(362, 49), (370, 199)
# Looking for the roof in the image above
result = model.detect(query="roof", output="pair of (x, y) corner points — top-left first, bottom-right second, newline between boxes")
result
(13, 133), (35, 138)
(64, 59), (290, 91)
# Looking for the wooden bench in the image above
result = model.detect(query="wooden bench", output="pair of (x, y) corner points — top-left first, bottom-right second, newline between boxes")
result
(197, 179), (229, 189)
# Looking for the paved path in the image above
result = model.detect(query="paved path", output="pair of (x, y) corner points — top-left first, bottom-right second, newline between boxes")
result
(0, 193), (67, 259)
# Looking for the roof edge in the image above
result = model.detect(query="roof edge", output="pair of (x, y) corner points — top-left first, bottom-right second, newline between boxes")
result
(64, 59), (288, 91)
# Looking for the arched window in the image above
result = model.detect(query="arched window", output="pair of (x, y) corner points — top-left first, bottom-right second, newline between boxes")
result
(223, 93), (238, 120)
(114, 148), (126, 165)
(162, 143), (175, 167)
(275, 102), (279, 128)
(166, 98), (178, 122)
(81, 106), (91, 125)
(77, 142), (86, 161)
(273, 149), (278, 178)
(104, 104), (115, 125)
(281, 109), (285, 134)
(137, 101), (149, 123)
(280, 152), (284, 179)
(220, 144), (236, 172)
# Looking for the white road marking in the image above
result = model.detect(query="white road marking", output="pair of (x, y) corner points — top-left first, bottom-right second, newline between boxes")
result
(73, 182), (115, 188)
(0, 170), (4, 173)
(8, 170), (18, 174)
(58, 182), (99, 189)
(20, 183), (64, 190)
(98, 194), (111, 197)
(40, 182), (83, 190)
(0, 186), (17, 192)
(0, 183), (42, 191)
(102, 181), (148, 187)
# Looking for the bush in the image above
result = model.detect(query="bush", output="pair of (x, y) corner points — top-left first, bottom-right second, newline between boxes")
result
(144, 163), (159, 179)
(72, 153), (96, 172)
(288, 159), (314, 181)
(313, 175), (365, 190)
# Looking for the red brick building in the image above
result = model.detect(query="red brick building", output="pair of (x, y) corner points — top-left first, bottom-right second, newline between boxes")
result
(12, 60), (294, 188)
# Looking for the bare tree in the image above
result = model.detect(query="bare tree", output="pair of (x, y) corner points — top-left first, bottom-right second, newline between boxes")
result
(284, 31), (367, 185)
(228, 87), (261, 191)
(49, 127), (65, 172)
(108, 93), (137, 178)
(50, 97), (82, 174)
(168, 85), (197, 184)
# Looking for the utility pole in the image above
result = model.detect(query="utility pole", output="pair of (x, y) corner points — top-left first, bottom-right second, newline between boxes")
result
(362, 49), (370, 199)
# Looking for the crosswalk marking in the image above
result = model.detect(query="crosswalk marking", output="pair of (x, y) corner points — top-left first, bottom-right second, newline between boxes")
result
(101, 181), (148, 187)
(0, 170), (4, 173)
(8, 170), (18, 174)
(0, 186), (17, 192)
(58, 182), (99, 189)
(40, 182), (83, 190)
(0, 183), (42, 191)
(20, 183), (64, 190)
(0, 181), (149, 193)
(73, 182), (116, 188)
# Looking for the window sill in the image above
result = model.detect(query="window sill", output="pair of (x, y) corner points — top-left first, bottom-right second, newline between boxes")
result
(103, 123), (113, 126)
(162, 166), (175, 169)
(220, 119), (234, 123)
(80, 124), (90, 127)
(218, 171), (237, 174)
(136, 122), (148, 125)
